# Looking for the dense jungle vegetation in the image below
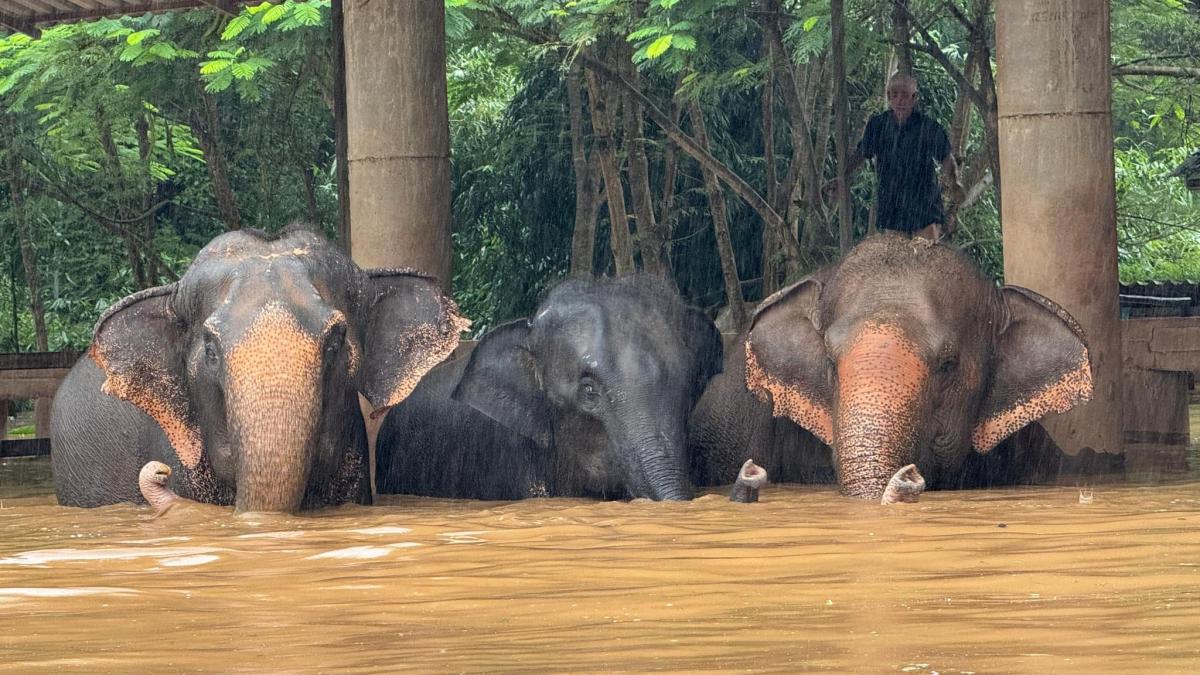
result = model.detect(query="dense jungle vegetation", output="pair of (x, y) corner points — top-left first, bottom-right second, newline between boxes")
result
(1, 0), (1199, 351)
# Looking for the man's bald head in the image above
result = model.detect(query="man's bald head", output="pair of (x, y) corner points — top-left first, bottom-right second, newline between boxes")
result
(886, 72), (918, 123)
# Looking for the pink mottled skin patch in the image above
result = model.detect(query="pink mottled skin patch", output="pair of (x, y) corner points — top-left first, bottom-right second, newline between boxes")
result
(371, 311), (471, 419)
(972, 348), (1093, 453)
(91, 345), (204, 470)
(744, 339), (834, 445)
(835, 322), (929, 500)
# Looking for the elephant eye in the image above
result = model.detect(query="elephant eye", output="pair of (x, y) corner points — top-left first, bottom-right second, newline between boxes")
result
(578, 376), (603, 409)
(938, 358), (958, 375)
(203, 335), (219, 364)
(325, 325), (345, 355)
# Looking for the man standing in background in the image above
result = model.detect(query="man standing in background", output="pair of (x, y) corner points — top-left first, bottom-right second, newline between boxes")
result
(830, 72), (965, 240)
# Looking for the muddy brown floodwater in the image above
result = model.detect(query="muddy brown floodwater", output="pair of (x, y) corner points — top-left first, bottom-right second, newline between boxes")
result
(2, 457), (1199, 673)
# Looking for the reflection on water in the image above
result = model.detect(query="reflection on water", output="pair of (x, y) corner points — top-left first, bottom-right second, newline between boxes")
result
(2, 459), (1200, 672)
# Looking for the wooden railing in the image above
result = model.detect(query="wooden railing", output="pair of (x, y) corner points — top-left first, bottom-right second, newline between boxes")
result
(1, 350), (82, 458)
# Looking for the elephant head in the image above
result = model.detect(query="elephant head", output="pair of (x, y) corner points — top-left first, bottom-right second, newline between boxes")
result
(745, 234), (1092, 500)
(89, 225), (468, 512)
(452, 276), (722, 500)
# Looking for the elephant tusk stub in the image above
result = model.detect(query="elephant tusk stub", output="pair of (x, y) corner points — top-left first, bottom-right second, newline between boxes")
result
(729, 459), (769, 503)
(880, 464), (926, 505)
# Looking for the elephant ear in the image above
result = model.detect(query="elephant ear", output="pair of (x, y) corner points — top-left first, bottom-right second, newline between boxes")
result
(682, 307), (724, 403)
(451, 318), (552, 448)
(744, 277), (834, 445)
(972, 286), (1093, 453)
(360, 269), (471, 419)
(90, 284), (204, 470)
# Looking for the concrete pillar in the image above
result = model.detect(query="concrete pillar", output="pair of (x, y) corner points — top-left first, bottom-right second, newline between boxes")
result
(35, 397), (52, 438)
(343, 0), (452, 286)
(996, 1), (1121, 455)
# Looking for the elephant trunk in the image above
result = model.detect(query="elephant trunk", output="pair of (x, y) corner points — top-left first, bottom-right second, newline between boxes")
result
(834, 322), (929, 501)
(619, 416), (693, 501)
(641, 449), (692, 501)
(225, 307), (324, 513)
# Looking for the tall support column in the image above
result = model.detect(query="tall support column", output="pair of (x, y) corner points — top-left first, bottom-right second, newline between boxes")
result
(343, 0), (452, 286)
(996, 1), (1121, 455)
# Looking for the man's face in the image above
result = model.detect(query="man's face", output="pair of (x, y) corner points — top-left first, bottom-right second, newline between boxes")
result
(887, 83), (918, 120)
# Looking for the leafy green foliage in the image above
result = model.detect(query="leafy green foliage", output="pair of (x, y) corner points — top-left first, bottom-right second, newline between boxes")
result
(0, 2), (337, 351)
(3, 0), (1200, 355)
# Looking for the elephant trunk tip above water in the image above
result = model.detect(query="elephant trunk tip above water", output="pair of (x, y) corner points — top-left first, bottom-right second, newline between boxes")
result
(729, 459), (768, 503)
(138, 461), (180, 514)
(733, 232), (1094, 500)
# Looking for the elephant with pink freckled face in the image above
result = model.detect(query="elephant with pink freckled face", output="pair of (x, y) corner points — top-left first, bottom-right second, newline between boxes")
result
(689, 233), (1096, 501)
(52, 224), (467, 514)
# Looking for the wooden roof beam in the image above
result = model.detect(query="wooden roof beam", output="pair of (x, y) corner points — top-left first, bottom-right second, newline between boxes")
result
(196, 0), (238, 16)
(0, 10), (41, 38)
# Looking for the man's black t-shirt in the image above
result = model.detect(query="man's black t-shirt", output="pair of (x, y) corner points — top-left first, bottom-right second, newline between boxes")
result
(858, 109), (951, 233)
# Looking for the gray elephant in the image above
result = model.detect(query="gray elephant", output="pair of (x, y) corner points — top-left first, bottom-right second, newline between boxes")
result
(690, 233), (1094, 500)
(376, 276), (723, 500)
(52, 225), (467, 513)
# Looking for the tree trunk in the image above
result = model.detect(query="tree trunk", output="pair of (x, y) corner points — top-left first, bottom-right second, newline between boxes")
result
(192, 88), (242, 231)
(892, 0), (913, 74)
(976, 34), (1002, 217)
(760, 6), (818, 272)
(762, 60), (782, 294)
(300, 162), (320, 225)
(577, 53), (801, 266)
(690, 102), (747, 332)
(832, 0), (855, 255)
(332, 0), (351, 249)
(8, 156), (47, 351)
(96, 114), (149, 288)
(762, 1), (832, 266)
(135, 113), (160, 284)
(657, 83), (684, 248)
(568, 63), (599, 278)
(619, 40), (669, 277)
(585, 64), (635, 276)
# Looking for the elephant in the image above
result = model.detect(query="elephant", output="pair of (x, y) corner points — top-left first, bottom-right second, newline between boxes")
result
(690, 233), (1094, 501)
(51, 224), (468, 513)
(375, 275), (724, 501)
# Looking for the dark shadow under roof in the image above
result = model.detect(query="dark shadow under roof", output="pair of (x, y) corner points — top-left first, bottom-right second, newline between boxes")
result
(0, 1), (248, 36)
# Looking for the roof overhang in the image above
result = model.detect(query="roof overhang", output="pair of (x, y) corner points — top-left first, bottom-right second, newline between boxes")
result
(0, 1), (247, 38)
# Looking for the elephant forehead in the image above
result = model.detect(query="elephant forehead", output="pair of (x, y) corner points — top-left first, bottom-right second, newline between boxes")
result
(837, 322), (930, 402)
(182, 252), (358, 318)
(225, 303), (323, 383)
(208, 273), (346, 334)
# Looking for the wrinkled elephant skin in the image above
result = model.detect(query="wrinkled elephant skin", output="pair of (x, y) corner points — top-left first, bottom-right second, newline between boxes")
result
(376, 276), (723, 501)
(52, 224), (467, 513)
(691, 233), (1093, 500)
